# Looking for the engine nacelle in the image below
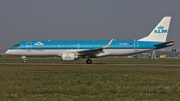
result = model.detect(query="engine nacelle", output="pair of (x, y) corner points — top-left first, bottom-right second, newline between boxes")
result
(61, 53), (78, 61)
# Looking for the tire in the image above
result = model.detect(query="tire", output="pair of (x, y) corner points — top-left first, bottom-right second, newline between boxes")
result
(23, 60), (26, 63)
(86, 59), (92, 64)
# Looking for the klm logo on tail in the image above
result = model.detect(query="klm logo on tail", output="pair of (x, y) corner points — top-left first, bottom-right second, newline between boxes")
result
(154, 26), (168, 34)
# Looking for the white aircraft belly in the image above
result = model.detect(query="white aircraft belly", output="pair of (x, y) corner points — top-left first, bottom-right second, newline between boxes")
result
(8, 49), (152, 57)
(8, 50), (58, 56)
(105, 49), (152, 56)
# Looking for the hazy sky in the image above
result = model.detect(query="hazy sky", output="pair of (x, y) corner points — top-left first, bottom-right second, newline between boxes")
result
(0, 0), (179, 51)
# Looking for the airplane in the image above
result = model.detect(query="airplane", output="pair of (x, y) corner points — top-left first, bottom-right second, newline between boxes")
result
(5, 16), (174, 64)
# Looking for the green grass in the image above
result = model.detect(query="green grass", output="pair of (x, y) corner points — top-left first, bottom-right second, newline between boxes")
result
(0, 61), (180, 100)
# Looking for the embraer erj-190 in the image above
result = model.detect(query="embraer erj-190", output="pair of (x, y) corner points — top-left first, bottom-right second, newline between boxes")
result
(5, 16), (174, 64)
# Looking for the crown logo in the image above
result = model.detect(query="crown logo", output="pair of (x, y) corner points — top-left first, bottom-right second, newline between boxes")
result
(158, 26), (164, 29)
(35, 42), (43, 46)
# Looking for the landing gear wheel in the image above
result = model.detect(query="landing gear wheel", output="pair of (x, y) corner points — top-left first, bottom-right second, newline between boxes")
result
(23, 60), (27, 63)
(86, 59), (92, 64)
(21, 56), (27, 63)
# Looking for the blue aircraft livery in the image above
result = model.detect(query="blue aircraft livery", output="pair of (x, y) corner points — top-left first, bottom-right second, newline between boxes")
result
(5, 16), (174, 64)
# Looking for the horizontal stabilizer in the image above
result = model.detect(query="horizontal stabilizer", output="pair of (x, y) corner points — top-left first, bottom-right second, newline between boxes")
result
(153, 41), (174, 47)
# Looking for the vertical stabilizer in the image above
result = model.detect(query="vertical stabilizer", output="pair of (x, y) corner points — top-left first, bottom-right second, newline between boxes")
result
(138, 16), (171, 42)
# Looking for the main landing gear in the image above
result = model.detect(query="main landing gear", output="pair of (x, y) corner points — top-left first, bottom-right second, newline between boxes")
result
(86, 59), (92, 64)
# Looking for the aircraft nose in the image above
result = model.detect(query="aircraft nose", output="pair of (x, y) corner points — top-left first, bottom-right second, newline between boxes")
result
(5, 50), (10, 55)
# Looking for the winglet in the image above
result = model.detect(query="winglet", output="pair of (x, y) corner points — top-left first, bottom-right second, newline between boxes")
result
(103, 39), (113, 49)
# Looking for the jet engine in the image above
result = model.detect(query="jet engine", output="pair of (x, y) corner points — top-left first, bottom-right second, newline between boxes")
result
(61, 53), (78, 61)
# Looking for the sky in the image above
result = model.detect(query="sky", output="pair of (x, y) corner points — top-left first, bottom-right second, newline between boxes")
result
(0, 0), (179, 51)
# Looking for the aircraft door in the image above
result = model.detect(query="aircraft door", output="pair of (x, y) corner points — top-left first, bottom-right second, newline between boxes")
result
(134, 40), (139, 51)
(76, 44), (80, 49)
(26, 42), (32, 52)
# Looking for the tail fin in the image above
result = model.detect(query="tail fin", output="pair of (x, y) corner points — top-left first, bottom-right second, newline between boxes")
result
(138, 16), (171, 42)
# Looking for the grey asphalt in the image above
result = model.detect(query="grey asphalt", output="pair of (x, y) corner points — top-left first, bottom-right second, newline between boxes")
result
(0, 63), (180, 67)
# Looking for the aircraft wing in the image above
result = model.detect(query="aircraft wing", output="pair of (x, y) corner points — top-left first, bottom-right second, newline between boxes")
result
(153, 41), (174, 47)
(77, 39), (113, 55)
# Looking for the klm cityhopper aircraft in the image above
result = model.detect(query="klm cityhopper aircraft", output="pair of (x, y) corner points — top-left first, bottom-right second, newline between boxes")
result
(6, 16), (174, 64)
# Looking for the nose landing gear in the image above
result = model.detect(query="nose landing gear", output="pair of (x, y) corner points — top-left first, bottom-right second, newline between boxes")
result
(21, 56), (27, 63)
(23, 60), (27, 63)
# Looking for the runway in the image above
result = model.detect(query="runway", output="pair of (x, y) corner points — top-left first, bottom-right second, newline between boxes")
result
(1, 63), (180, 67)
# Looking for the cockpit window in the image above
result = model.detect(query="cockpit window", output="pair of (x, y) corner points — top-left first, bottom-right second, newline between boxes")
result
(13, 44), (20, 47)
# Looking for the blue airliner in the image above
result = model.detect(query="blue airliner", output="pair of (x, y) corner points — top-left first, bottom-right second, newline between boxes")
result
(5, 16), (174, 64)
